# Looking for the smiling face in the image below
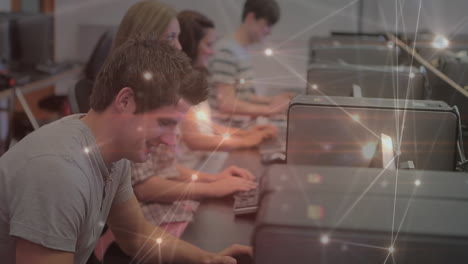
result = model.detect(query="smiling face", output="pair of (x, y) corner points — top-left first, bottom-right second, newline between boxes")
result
(195, 28), (216, 68)
(162, 17), (182, 50)
(114, 88), (190, 163)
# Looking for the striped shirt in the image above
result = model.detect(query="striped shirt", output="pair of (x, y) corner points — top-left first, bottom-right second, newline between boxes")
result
(208, 36), (256, 108)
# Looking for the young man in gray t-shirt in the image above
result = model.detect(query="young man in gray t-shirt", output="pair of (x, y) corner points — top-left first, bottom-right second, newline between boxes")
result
(0, 38), (250, 263)
(209, 0), (291, 117)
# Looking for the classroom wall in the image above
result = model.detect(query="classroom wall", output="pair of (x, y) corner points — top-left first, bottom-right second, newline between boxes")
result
(0, 1), (11, 11)
(55, 0), (369, 92)
(53, 0), (468, 93)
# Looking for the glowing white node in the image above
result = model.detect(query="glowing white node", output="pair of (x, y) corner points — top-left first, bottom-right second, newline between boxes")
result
(388, 246), (395, 253)
(143, 71), (153, 80)
(84, 147), (90, 154)
(191, 174), (198, 181)
(320, 235), (330, 245)
(414, 179), (421, 186)
(239, 78), (246, 85)
(196, 111), (208, 121)
(409, 72), (415, 79)
(222, 133), (231, 140)
(351, 114), (360, 122)
(311, 84), (318, 90)
(432, 35), (449, 49)
(264, 48), (273, 56)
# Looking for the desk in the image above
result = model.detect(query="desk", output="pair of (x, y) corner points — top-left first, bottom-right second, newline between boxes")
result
(0, 65), (82, 129)
(181, 149), (265, 252)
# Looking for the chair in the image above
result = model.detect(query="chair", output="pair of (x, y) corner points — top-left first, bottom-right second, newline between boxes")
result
(69, 30), (114, 114)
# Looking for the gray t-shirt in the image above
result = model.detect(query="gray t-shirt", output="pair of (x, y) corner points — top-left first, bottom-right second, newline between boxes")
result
(0, 115), (133, 264)
(208, 35), (256, 108)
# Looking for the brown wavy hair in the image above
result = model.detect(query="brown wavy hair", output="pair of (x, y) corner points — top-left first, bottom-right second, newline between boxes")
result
(177, 10), (214, 64)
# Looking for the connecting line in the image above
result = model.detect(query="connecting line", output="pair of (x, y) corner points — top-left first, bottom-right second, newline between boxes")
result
(129, 173), (196, 263)
(272, 55), (381, 139)
(332, 155), (398, 231)
(276, 0), (360, 48)
(390, 168), (400, 244)
(332, 238), (389, 251)
(254, 74), (299, 81)
(136, 183), (195, 264)
(396, 0), (424, 156)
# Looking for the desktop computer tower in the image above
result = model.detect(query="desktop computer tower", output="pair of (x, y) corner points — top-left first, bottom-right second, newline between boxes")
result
(286, 95), (458, 171)
(253, 191), (468, 264)
(309, 45), (398, 66)
(260, 165), (468, 201)
(306, 63), (424, 99)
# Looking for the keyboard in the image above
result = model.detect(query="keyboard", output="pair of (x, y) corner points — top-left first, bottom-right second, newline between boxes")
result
(258, 125), (287, 154)
(233, 188), (260, 215)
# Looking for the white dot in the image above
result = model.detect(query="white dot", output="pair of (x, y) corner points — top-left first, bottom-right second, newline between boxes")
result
(98, 221), (105, 228)
(143, 71), (153, 81)
(414, 179), (421, 186)
(239, 79), (245, 85)
(396, 150), (402, 156)
(387, 41), (395, 49)
(320, 235), (330, 245)
(311, 84), (318, 90)
(196, 111), (208, 121)
(191, 174), (198, 181)
(156, 238), (162, 245)
(222, 133), (231, 140)
(84, 147), (90, 154)
(264, 48), (273, 56)
(388, 246), (395, 253)
(432, 35), (449, 49)
(409, 72), (415, 79)
(351, 114), (360, 122)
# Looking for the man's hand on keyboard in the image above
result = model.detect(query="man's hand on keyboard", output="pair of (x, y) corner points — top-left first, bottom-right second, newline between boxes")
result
(216, 166), (255, 181)
(208, 177), (257, 198)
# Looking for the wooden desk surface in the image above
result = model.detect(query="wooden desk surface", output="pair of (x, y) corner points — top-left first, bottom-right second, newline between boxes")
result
(181, 149), (265, 252)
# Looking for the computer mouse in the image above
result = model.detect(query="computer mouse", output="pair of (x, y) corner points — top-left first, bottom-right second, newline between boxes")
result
(261, 152), (286, 164)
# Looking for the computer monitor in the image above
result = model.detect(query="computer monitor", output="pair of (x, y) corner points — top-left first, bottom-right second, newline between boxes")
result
(16, 13), (53, 67)
(309, 44), (399, 66)
(0, 12), (53, 68)
(286, 95), (458, 171)
(306, 63), (425, 100)
(0, 17), (11, 65)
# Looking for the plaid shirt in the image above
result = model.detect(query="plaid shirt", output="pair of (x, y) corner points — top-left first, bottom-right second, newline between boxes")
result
(131, 145), (199, 226)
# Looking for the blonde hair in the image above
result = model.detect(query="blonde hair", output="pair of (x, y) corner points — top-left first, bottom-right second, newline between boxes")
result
(113, 0), (177, 50)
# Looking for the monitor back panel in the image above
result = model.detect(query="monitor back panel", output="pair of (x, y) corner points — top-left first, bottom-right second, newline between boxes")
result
(16, 13), (53, 66)
(306, 64), (424, 99)
(254, 191), (468, 264)
(261, 165), (468, 200)
(286, 96), (458, 171)
(310, 45), (398, 66)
